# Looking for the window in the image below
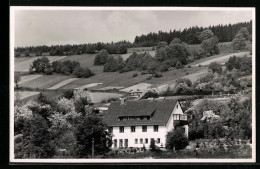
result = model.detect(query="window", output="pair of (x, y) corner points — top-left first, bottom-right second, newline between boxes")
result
(119, 126), (124, 133)
(145, 138), (148, 144)
(157, 138), (160, 143)
(177, 104), (178, 108)
(108, 127), (113, 133)
(147, 116), (150, 120)
(153, 125), (158, 132)
(140, 138), (143, 144)
(114, 139), (117, 148)
(131, 126), (135, 132)
(124, 139), (128, 148)
(135, 139), (138, 144)
(119, 139), (123, 148)
(182, 128), (185, 133)
(173, 114), (180, 120)
(142, 126), (147, 132)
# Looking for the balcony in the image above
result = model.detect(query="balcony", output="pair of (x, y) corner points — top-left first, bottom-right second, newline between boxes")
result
(173, 114), (188, 126)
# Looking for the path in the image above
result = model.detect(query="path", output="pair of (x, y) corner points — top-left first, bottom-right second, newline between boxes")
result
(191, 52), (250, 67)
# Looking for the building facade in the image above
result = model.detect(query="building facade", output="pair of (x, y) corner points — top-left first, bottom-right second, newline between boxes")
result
(103, 99), (188, 149)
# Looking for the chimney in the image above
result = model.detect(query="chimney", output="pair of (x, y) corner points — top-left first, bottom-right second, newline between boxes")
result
(120, 98), (126, 105)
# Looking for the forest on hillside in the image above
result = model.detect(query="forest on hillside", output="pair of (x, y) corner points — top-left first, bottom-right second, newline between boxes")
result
(134, 21), (252, 47)
(14, 21), (252, 57)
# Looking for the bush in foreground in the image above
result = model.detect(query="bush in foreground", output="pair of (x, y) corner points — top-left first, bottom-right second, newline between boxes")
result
(166, 128), (189, 151)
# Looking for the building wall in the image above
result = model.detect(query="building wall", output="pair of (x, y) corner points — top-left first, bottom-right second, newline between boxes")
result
(110, 101), (189, 149)
(165, 101), (188, 137)
(111, 125), (167, 148)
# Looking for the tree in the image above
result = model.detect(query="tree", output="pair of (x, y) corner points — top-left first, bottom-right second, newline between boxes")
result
(86, 45), (96, 54)
(73, 66), (94, 78)
(176, 78), (192, 87)
(167, 43), (189, 65)
(16, 114), (55, 158)
(118, 45), (127, 54)
(32, 57), (51, 73)
(232, 33), (247, 50)
(166, 128), (189, 151)
(201, 36), (219, 56)
(208, 62), (222, 74)
(103, 56), (119, 72)
(94, 49), (109, 65)
(232, 27), (249, 50)
(170, 38), (182, 44)
(14, 74), (21, 89)
(198, 29), (214, 42)
(75, 115), (112, 157)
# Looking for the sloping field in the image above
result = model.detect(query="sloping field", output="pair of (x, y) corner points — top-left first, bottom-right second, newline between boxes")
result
(191, 52), (250, 67)
(15, 91), (40, 100)
(120, 83), (152, 92)
(59, 54), (96, 68)
(48, 78), (79, 90)
(88, 92), (122, 103)
(15, 56), (67, 72)
(20, 74), (71, 89)
(75, 83), (102, 90)
(156, 68), (208, 93)
(19, 75), (42, 84)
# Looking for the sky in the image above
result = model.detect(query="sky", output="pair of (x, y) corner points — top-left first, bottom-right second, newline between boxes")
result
(13, 8), (253, 47)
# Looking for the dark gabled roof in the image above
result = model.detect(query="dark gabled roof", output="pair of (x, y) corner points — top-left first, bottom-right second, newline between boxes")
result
(103, 99), (178, 126)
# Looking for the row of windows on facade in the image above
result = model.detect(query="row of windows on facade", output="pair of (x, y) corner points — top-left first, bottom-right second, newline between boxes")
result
(113, 138), (160, 148)
(109, 125), (159, 133)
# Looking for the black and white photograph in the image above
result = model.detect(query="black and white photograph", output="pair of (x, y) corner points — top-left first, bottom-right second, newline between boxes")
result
(10, 7), (255, 163)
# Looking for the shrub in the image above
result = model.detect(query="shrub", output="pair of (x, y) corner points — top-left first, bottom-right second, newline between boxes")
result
(141, 71), (147, 75)
(146, 76), (152, 80)
(154, 72), (163, 78)
(119, 67), (131, 73)
(94, 49), (109, 65)
(44, 67), (54, 75)
(73, 66), (94, 78)
(132, 73), (138, 77)
(166, 128), (189, 151)
(62, 90), (74, 99)
(186, 72), (189, 75)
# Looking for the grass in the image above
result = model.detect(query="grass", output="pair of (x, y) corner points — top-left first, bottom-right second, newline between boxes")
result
(20, 74), (72, 89)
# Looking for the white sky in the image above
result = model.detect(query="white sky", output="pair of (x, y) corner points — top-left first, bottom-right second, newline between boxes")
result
(13, 8), (253, 47)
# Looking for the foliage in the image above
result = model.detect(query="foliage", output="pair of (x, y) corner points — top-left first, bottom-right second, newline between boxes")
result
(94, 49), (109, 65)
(14, 74), (21, 89)
(31, 57), (51, 73)
(208, 62), (222, 74)
(73, 66), (94, 78)
(201, 36), (219, 56)
(166, 128), (189, 151)
(15, 114), (55, 158)
(103, 56), (120, 72)
(134, 21), (252, 46)
(75, 115), (112, 157)
(141, 90), (159, 99)
(232, 27), (249, 50)
(62, 90), (74, 99)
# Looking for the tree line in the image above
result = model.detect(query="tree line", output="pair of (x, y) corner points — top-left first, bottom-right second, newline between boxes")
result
(14, 21), (252, 57)
(134, 21), (252, 47)
(15, 41), (130, 57)
(29, 57), (94, 78)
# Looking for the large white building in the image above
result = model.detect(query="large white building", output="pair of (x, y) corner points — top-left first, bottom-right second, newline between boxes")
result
(103, 98), (189, 149)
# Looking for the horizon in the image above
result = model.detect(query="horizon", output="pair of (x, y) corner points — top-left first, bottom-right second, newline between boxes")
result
(13, 9), (253, 48)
